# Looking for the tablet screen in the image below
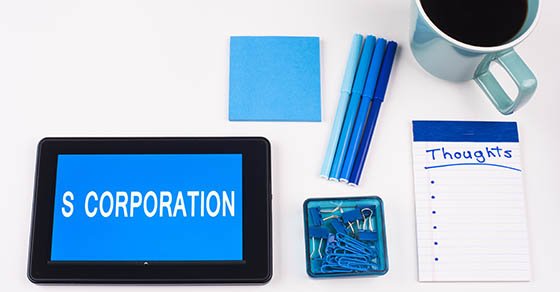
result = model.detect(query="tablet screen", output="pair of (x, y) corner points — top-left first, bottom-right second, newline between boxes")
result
(50, 154), (243, 262)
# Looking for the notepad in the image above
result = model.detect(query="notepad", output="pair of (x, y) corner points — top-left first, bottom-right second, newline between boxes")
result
(229, 36), (321, 121)
(411, 121), (531, 282)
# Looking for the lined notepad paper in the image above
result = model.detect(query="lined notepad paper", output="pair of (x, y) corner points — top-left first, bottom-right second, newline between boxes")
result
(411, 121), (530, 282)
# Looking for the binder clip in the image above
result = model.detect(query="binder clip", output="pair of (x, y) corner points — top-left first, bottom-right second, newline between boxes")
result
(329, 218), (348, 234)
(342, 209), (362, 233)
(309, 227), (329, 259)
(309, 207), (323, 226)
(357, 230), (377, 242)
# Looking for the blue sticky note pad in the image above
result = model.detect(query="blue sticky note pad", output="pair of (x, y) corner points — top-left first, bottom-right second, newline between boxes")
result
(229, 36), (321, 121)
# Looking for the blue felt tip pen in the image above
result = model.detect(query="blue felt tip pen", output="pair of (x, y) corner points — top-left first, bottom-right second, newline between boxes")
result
(349, 41), (398, 186)
(339, 38), (387, 182)
(320, 34), (364, 178)
(329, 35), (376, 181)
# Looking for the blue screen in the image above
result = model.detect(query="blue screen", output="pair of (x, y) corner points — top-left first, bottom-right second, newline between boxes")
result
(51, 154), (243, 261)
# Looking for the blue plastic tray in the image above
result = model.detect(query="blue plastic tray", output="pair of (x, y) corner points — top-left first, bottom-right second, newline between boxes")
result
(303, 196), (388, 278)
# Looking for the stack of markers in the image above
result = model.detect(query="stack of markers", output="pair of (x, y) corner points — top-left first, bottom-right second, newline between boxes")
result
(320, 34), (398, 186)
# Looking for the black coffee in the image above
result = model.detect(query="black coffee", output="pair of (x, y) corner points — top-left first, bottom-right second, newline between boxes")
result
(420, 0), (528, 47)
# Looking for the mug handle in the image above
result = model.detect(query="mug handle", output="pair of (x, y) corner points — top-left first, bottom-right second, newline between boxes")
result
(474, 49), (537, 115)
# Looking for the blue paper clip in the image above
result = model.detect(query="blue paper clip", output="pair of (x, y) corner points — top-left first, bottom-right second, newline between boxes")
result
(323, 251), (370, 273)
(335, 232), (376, 256)
(319, 231), (379, 274)
(337, 258), (371, 272)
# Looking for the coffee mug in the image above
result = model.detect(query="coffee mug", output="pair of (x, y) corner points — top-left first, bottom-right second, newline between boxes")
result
(410, 0), (539, 115)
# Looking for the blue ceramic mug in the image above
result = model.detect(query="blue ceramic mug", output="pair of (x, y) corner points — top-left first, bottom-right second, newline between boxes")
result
(410, 0), (539, 115)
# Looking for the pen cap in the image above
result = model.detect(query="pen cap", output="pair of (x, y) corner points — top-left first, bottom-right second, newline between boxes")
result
(362, 38), (388, 99)
(351, 35), (376, 95)
(373, 41), (398, 102)
(341, 34), (364, 93)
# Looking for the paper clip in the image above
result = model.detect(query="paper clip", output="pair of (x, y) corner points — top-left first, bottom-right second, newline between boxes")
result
(322, 254), (371, 272)
(328, 246), (378, 261)
(320, 232), (377, 274)
(337, 258), (371, 272)
(335, 232), (376, 256)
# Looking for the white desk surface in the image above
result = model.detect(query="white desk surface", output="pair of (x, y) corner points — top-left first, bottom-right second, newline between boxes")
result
(1, 0), (559, 291)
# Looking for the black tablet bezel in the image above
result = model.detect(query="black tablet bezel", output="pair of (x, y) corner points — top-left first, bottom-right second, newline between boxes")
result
(28, 137), (272, 284)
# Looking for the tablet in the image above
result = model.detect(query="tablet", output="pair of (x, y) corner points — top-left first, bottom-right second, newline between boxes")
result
(28, 137), (272, 283)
